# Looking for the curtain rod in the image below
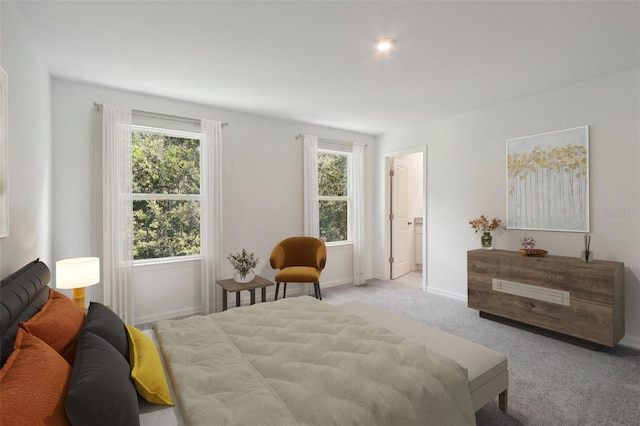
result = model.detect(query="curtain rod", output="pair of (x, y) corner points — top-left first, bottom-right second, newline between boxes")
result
(93, 102), (229, 128)
(295, 134), (368, 147)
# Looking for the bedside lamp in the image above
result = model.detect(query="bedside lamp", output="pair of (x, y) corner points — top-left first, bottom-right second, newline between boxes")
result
(56, 257), (100, 310)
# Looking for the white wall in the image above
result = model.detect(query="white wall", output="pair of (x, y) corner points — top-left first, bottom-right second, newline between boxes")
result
(375, 69), (640, 348)
(0, 2), (52, 279)
(52, 79), (375, 323)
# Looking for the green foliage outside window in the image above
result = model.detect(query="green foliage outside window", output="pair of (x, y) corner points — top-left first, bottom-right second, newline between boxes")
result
(318, 153), (347, 196)
(133, 200), (200, 259)
(318, 152), (349, 242)
(132, 133), (200, 194)
(132, 132), (201, 260)
(319, 200), (348, 242)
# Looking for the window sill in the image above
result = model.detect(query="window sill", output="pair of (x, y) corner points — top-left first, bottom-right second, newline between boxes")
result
(134, 255), (201, 268)
(325, 240), (353, 248)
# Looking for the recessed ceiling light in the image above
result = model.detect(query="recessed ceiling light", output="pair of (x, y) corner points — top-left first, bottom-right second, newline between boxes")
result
(375, 38), (395, 52)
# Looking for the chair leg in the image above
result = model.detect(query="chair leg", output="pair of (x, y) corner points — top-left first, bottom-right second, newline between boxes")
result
(313, 283), (318, 299)
(315, 282), (322, 300)
(275, 282), (280, 301)
(283, 283), (287, 298)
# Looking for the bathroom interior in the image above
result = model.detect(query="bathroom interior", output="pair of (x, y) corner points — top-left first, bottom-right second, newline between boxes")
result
(392, 151), (424, 284)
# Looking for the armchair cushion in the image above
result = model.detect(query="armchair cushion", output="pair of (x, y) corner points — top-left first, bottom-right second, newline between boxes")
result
(275, 266), (322, 283)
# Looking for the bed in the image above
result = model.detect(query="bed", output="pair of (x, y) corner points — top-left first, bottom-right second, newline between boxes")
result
(1, 259), (478, 425)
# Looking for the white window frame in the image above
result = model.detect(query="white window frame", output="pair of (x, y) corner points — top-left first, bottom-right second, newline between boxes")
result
(130, 124), (202, 264)
(317, 148), (353, 245)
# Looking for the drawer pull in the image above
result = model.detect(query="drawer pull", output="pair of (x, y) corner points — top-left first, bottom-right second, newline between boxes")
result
(492, 278), (570, 306)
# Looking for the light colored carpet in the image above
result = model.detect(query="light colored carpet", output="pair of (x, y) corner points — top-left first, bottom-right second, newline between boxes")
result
(321, 275), (640, 426)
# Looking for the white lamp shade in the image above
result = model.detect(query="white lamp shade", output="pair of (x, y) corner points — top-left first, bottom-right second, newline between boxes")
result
(56, 257), (100, 289)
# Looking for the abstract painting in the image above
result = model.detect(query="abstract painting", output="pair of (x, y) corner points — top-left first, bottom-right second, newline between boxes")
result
(507, 126), (589, 232)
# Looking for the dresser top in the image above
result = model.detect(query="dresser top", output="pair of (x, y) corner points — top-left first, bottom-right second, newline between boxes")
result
(468, 249), (624, 267)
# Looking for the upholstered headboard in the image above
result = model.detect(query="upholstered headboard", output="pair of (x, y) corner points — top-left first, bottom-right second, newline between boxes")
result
(0, 259), (51, 366)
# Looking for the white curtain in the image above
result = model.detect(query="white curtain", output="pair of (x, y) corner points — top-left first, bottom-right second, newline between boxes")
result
(102, 105), (134, 323)
(200, 119), (223, 313)
(352, 144), (366, 286)
(303, 135), (319, 237)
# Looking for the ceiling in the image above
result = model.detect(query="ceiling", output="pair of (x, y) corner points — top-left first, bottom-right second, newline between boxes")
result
(14, 0), (640, 135)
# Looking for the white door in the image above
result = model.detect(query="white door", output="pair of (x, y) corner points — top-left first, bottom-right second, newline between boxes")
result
(391, 158), (411, 279)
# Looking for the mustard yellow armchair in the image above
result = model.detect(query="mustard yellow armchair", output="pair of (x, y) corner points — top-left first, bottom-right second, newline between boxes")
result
(270, 236), (327, 300)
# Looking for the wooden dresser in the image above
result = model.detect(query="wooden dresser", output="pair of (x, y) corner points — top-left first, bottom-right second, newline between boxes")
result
(467, 249), (625, 347)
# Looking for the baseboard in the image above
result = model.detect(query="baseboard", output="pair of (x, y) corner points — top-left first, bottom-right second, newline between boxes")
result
(620, 335), (640, 350)
(426, 286), (467, 302)
(322, 278), (355, 288)
(322, 274), (376, 288)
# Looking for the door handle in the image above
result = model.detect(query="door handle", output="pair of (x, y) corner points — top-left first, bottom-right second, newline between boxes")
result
(408, 221), (413, 225)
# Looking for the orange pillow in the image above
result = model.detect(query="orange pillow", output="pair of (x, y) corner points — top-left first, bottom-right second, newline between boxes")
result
(20, 289), (85, 365)
(0, 329), (71, 426)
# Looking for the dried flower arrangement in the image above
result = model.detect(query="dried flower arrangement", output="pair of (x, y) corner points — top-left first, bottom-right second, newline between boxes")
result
(469, 215), (502, 233)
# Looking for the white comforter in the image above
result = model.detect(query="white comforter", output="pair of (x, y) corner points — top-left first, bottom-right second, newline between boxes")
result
(155, 296), (475, 426)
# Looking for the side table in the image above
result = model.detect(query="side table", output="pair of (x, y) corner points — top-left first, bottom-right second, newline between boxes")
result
(216, 275), (274, 311)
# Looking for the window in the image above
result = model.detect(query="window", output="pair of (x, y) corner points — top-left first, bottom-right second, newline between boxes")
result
(318, 150), (351, 243)
(131, 126), (201, 260)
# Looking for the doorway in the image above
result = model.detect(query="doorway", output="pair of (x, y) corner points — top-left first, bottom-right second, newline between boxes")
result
(385, 148), (426, 290)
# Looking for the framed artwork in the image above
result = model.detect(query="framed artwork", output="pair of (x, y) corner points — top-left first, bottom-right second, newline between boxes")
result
(507, 126), (589, 232)
(0, 67), (7, 238)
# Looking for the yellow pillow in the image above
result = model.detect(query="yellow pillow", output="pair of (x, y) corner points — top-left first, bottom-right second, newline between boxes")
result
(125, 324), (174, 405)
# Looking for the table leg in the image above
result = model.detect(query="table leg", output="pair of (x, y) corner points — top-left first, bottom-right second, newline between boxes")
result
(236, 292), (241, 308)
(250, 289), (256, 305)
(261, 286), (266, 302)
(222, 290), (228, 311)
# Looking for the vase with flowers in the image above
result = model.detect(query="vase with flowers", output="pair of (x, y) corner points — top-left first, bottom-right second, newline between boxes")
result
(227, 249), (259, 283)
(469, 215), (502, 249)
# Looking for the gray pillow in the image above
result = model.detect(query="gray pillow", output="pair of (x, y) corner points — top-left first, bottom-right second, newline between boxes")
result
(65, 330), (139, 426)
(82, 301), (129, 359)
